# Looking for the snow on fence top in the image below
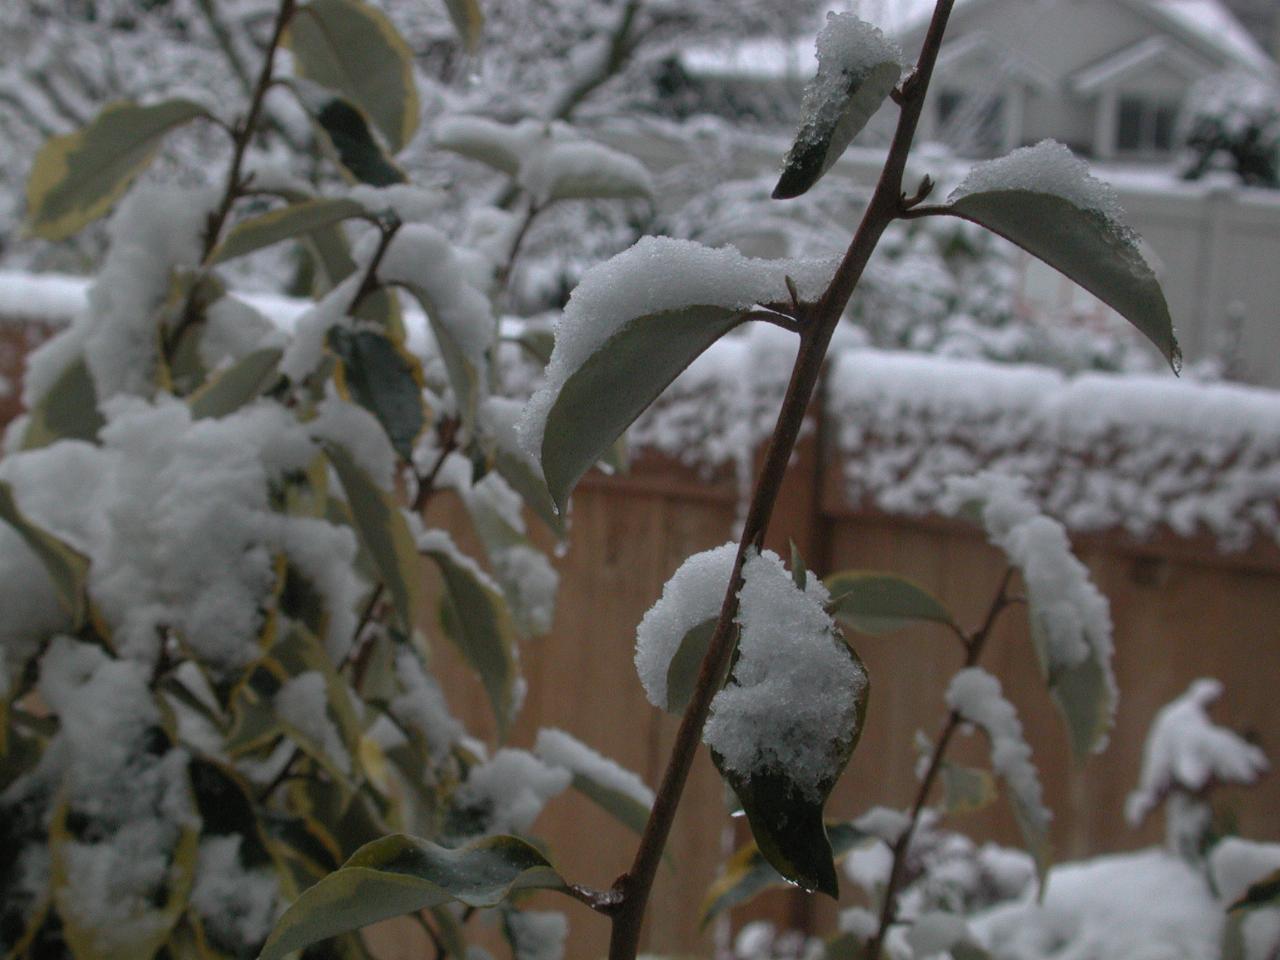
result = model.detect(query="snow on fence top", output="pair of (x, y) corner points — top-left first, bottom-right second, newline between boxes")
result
(828, 348), (1280, 553)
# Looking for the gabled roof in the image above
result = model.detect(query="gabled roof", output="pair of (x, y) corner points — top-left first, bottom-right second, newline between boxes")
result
(1070, 35), (1214, 93)
(934, 28), (1055, 91)
(891, 0), (1275, 75)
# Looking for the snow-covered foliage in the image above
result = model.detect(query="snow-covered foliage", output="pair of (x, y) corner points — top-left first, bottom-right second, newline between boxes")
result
(829, 349), (1280, 552)
(702, 549), (867, 801)
(1181, 71), (1280, 188)
(1126, 678), (1269, 859)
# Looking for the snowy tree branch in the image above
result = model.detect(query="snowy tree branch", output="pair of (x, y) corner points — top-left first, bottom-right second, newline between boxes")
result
(605, 4), (959, 959)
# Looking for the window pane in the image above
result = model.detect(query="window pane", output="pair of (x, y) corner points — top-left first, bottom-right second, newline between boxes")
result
(1154, 104), (1177, 151)
(1117, 96), (1144, 151)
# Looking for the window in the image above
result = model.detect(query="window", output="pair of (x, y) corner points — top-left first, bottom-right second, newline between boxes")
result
(1117, 95), (1180, 154)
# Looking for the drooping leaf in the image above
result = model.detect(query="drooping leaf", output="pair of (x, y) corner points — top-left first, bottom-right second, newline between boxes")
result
(395, 282), (483, 431)
(0, 481), (87, 628)
(25, 99), (210, 240)
(326, 443), (425, 631)
(313, 96), (408, 186)
(825, 571), (955, 636)
(712, 639), (869, 898)
(540, 305), (745, 512)
(1030, 619), (1114, 761)
(258, 834), (569, 960)
(286, 0), (419, 151)
(188, 347), (284, 420)
(21, 356), (104, 450)
(442, 0), (484, 53)
(328, 327), (426, 462)
(422, 543), (520, 738)
(772, 22), (902, 200)
(521, 141), (653, 204)
(942, 144), (1179, 368)
(210, 198), (367, 264)
(491, 446), (563, 539)
(700, 821), (868, 925)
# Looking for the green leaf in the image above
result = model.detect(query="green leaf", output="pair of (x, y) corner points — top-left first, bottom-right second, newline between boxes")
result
(700, 821), (867, 925)
(25, 98), (210, 240)
(772, 49), (901, 200)
(258, 834), (568, 960)
(0, 480), (87, 628)
(422, 543), (520, 738)
(1031, 619), (1114, 761)
(328, 327), (427, 462)
(287, 0), (419, 151)
(491, 446), (564, 539)
(313, 95), (408, 186)
(540, 305), (745, 512)
(664, 618), (718, 715)
(188, 347), (284, 420)
(944, 174), (1179, 369)
(326, 443), (425, 631)
(713, 640), (869, 898)
(566, 772), (650, 835)
(940, 762), (998, 815)
(21, 356), (104, 450)
(395, 282), (483, 432)
(825, 571), (956, 636)
(790, 541), (808, 590)
(443, 0), (484, 53)
(210, 198), (367, 264)
(1229, 868), (1280, 912)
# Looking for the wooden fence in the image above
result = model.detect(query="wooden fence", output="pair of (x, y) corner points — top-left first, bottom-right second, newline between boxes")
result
(2, 305), (1277, 959)
(413, 438), (1280, 960)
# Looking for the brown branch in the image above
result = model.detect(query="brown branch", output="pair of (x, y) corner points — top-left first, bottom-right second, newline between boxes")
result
(863, 564), (1017, 958)
(349, 215), (403, 315)
(604, 5), (958, 959)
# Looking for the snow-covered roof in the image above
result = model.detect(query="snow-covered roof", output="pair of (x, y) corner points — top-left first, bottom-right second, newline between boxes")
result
(1070, 36), (1211, 94)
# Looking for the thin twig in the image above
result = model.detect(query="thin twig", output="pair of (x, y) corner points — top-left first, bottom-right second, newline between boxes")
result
(495, 201), (542, 293)
(349, 215), (404, 315)
(863, 565), (1017, 958)
(604, 4), (958, 959)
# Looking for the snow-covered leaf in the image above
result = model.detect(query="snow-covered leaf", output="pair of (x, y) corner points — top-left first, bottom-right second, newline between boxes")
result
(442, 0), (484, 53)
(422, 536), (521, 738)
(25, 99), (211, 240)
(50, 801), (199, 960)
(707, 552), (871, 897)
(535, 729), (653, 835)
(773, 14), (902, 200)
(1229, 869), (1280, 913)
(825, 570), (955, 636)
(188, 347), (284, 420)
(947, 668), (1051, 882)
(258, 834), (568, 960)
(21, 356), (104, 450)
(329, 328), (427, 462)
(943, 141), (1180, 370)
(395, 281), (483, 432)
(522, 238), (833, 513)
(326, 443), (425, 632)
(699, 821), (868, 925)
(286, 0), (419, 151)
(0, 481), (87, 628)
(434, 116), (529, 175)
(520, 140), (653, 205)
(664, 618), (719, 716)
(210, 198), (367, 265)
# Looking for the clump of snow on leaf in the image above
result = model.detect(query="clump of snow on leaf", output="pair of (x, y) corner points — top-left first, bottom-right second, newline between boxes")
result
(944, 471), (1116, 748)
(949, 140), (1129, 229)
(703, 549), (866, 800)
(190, 836), (279, 950)
(793, 11), (902, 148)
(273, 672), (352, 777)
(452, 749), (570, 836)
(634, 542), (738, 711)
(1125, 678), (1268, 827)
(947, 668), (1050, 841)
(518, 237), (836, 461)
(505, 909), (568, 960)
(535, 727), (654, 807)
(519, 139), (653, 205)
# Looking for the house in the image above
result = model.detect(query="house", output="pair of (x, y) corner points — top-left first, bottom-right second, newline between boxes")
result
(901, 0), (1278, 159)
(674, 0), (1277, 161)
